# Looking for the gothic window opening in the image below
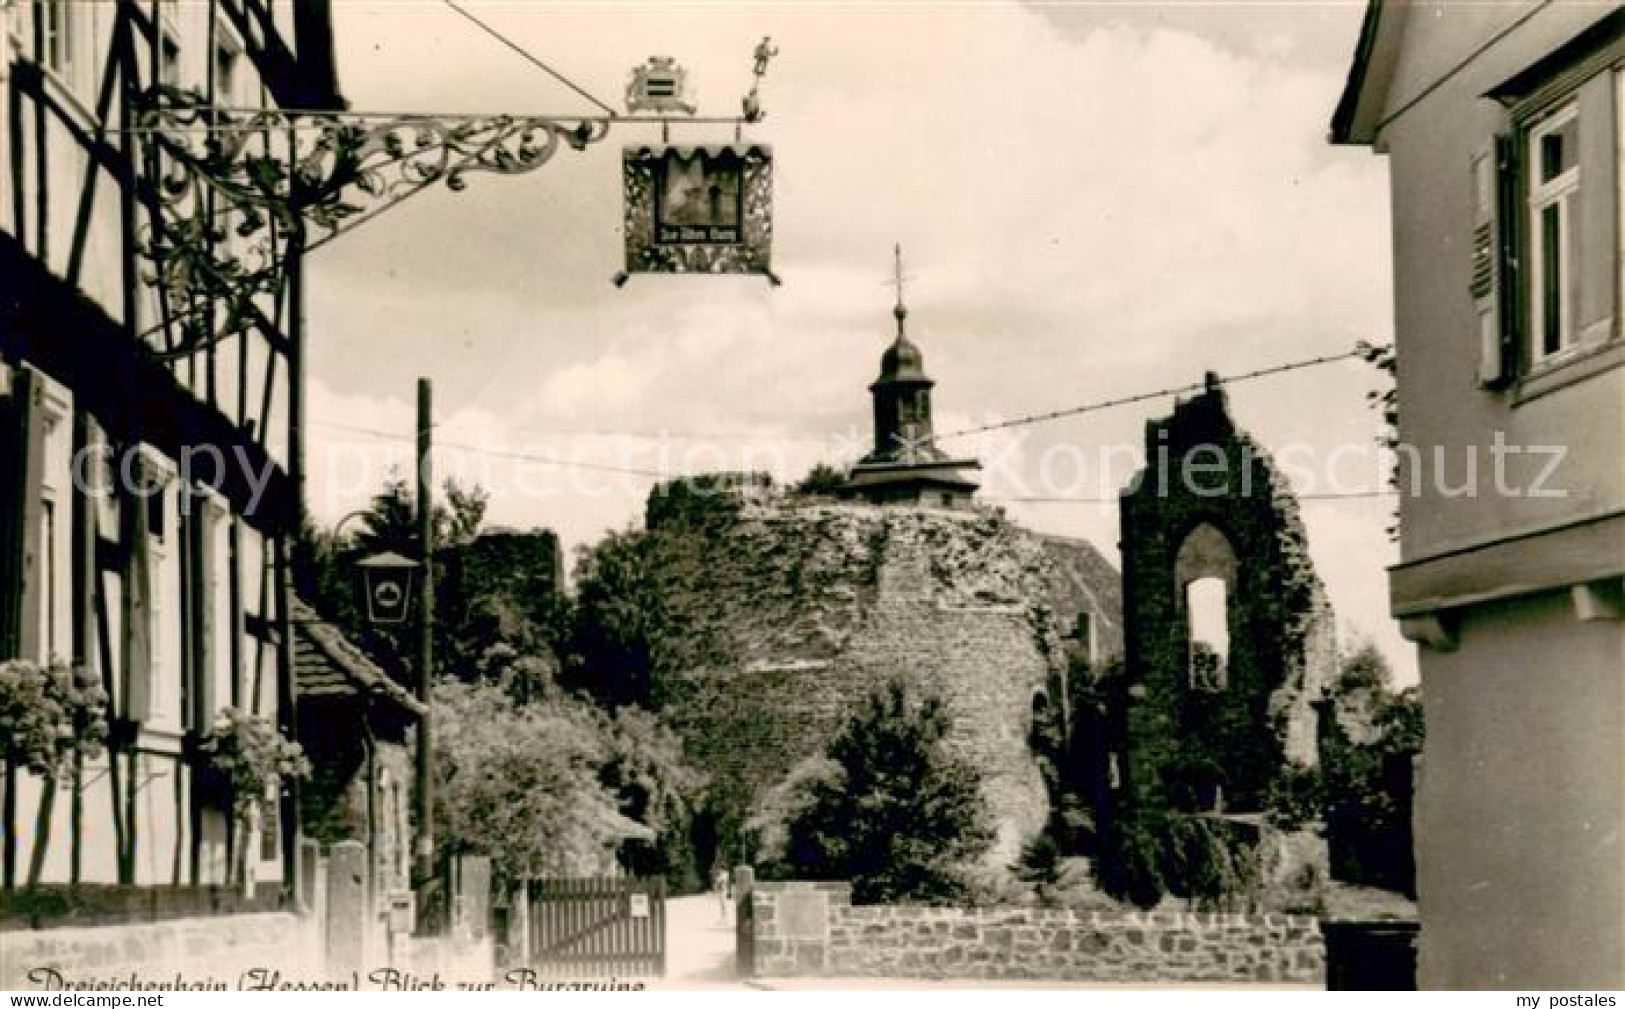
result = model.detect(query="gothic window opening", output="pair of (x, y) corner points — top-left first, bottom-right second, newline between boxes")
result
(1174, 522), (1238, 694)
(1186, 576), (1229, 692)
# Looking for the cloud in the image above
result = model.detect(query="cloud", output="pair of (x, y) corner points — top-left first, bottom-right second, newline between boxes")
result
(305, 4), (1409, 680)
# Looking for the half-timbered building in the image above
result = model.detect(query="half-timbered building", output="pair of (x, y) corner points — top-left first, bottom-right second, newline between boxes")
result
(0, 0), (341, 904)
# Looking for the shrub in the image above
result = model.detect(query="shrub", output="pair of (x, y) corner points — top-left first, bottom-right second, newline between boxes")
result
(779, 680), (994, 904)
(198, 706), (310, 822)
(0, 661), (108, 779)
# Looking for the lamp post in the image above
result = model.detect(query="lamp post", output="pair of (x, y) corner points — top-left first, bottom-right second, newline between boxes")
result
(412, 378), (435, 892)
(347, 380), (435, 910)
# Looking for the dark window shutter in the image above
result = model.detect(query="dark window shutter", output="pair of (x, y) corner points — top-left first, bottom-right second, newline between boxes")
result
(1473, 135), (1522, 387)
(186, 497), (217, 733)
(0, 369), (47, 661)
(120, 453), (152, 720)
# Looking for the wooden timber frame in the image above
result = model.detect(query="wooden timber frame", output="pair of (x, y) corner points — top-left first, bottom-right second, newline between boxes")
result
(0, 0), (341, 902)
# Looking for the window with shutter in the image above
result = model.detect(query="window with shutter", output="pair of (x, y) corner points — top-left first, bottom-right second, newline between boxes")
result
(1528, 103), (1582, 362)
(1486, 21), (1623, 392)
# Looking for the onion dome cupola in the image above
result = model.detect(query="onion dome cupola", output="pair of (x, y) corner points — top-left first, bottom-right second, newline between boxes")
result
(839, 245), (981, 508)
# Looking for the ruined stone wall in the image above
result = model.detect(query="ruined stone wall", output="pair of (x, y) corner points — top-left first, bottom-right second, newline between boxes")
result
(1118, 382), (1335, 815)
(645, 490), (1121, 865)
(439, 529), (561, 639)
(1037, 533), (1125, 667)
(744, 881), (1324, 983)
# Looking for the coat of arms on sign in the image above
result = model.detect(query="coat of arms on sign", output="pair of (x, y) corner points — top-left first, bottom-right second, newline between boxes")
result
(626, 56), (696, 116)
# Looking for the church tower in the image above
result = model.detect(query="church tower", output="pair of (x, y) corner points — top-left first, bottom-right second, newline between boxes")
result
(839, 247), (981, 508)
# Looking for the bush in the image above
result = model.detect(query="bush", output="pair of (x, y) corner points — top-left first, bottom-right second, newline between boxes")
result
(779, 680), (994, 904)
(198, 707), (310, 822)
(0, 661), (107, 779)
(1097, 811), (1263, 911)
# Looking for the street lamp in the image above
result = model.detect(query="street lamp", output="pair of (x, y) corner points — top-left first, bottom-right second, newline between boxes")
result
(355, 551), (420, 626)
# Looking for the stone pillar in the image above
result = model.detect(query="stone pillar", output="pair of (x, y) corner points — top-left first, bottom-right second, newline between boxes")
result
(453, 855), (491, 940)
(509, 880), (531, 967)
(297, 839), (321, 913)
(733, 866), (755, 977)
(326, 840), (368, 974)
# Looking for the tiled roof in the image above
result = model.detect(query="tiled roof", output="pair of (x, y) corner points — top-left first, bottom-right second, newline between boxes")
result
(290, 597), (425, 719)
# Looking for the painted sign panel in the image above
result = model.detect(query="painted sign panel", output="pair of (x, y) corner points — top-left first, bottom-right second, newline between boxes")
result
(623, 145), (773, 278)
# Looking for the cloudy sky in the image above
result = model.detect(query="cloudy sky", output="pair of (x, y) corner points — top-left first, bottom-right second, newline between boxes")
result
(302, 1), (1408, 679)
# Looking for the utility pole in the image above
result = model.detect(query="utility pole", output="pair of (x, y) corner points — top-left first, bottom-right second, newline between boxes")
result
(414, 377), (435, 890)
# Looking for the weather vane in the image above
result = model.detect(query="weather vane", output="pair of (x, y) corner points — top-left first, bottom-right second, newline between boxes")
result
(892, 243), (909, 311)
(743, 36), (778, 122)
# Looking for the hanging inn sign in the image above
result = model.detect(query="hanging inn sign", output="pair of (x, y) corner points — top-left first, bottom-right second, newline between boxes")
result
(623, 144), (773, 278)
(619, 49), (776, 282)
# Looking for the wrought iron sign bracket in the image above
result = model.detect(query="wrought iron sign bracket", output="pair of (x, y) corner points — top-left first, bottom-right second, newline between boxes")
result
(134, 86), (630, 357)
(133, 40), (776, 358)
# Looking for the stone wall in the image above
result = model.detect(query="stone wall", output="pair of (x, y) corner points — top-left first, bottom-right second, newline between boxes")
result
(744, 881), (1323, 984)
(1117, 379), (1336, 816)
(439, 528), (562, 649)
(1, 913), (319, 990)
(643, 490), (1121, 865)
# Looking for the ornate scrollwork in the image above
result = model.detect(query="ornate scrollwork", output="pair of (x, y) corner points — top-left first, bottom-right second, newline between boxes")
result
(133, 86), (610, 360)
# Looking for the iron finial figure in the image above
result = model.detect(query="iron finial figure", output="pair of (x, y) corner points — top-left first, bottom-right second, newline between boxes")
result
(743, 36), (777, 122)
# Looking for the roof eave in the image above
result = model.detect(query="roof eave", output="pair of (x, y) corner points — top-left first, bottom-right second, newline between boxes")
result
(1330, 0), (1409, 148)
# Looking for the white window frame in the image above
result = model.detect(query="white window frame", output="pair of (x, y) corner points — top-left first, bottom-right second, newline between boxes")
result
(35, 378), (72, 667)
(38, 0), (74, 79)
(1527, 102), (1581, 363)
(137, 446), (180, 731)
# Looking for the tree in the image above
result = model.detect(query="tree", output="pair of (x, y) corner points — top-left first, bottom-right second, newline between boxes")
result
(353, 472), (488, 557)
(563, 531), (662, 708)
(779, 680), (994, 904)
(597, 705), (707, 890)
(433, 678), (631, 883)
(356, 473), (418, 557)
(1315, 644), (1422, 895)
(439, 478), (489, 548)
(1264, 642), (1422, 895)
(433, 675), (706, 891)
(792, 463), (846, 497)
(1028, 654), (1117, 859)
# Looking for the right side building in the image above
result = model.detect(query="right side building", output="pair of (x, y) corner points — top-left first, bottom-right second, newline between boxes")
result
(1333, 3), (1625, 988)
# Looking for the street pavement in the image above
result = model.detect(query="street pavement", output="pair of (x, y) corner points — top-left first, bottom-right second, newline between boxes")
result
(657, 894), (747, 989)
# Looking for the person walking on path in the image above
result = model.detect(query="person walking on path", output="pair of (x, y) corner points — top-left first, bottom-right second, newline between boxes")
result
(713, 867), (732, 924)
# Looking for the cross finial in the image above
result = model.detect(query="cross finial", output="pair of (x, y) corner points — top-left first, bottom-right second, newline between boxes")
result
(891, 243), (909, 334)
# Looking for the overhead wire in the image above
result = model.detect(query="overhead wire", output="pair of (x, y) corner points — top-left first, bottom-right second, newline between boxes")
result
(439, 0), (618, 117)
(934, 348), (1368, 441)
(307, 343), (1394, 500)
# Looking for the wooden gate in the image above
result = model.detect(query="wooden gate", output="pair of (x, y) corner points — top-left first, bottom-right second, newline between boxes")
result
(525, 877), (666, 979)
